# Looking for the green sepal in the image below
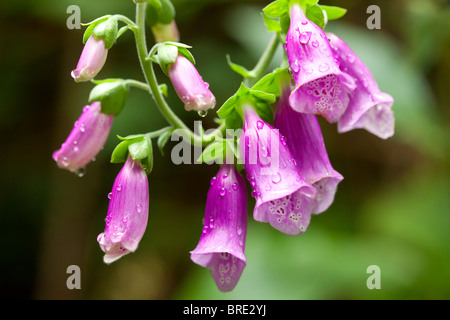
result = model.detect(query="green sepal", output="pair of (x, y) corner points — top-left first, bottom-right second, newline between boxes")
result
(111, 134), (154, 174)
(252, 67), (290, 97)
(306, 4), (325, 29)
(146, 0), (176, 27)
(89, 79), (129, 116)
(226, 55), (253, 79)
(263, 0), (289, 18)
(217, 83), (275, 130)
(82, 16), (111, 43)
(261, 12), (281, 33)
(320, 5), (347, 20)
(156, 42), (195, 75)
(156, 127), (174, 156)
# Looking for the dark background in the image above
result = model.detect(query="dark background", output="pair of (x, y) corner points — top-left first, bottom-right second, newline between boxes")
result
(0, 0), (449, 299)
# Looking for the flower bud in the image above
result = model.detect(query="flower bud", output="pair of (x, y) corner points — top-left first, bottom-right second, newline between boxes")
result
(97, 156), (149, 264)
(52, 101), (113, 173)
(71, 35), (108, 82)
(168, 54), (216, 112)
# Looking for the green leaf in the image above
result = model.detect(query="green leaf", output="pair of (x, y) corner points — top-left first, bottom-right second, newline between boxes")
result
(158, 83), (169, 97)
(89, 80), (129, 116)
(306, 4), (325, 28)
(226, 55), (254, 78)
(320, 5), (347, 20)
(261, 12), (281, 33)
(263, 0), (289, 18)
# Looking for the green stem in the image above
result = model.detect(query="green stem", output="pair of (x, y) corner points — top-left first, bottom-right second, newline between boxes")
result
(245, 33), (280, 87)
(145, 126), (173, 139)
(134, 3), (226, 147)
(125, 79), (150, 91)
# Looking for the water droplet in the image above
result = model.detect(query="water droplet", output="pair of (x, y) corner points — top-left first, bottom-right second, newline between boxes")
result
(272, 172), (282, 184)
(83, 106), (90, 113)
(122, 217), (128, 223)
(311, 40), (319, 48)
(260, 146), (268, 157)
(256, 120), (264, 130)
(136, 204), (142, 213)
(74, 168), (85, 177)
(347, 53), (355, 63)
(198, 110), (208, 118)
(318, 63), (330, 72)
(73, 146), (79, 153)
(210, 177), (217, 186)
(116, 185), (122, 192)
(299, 31), (312, 44)
(79, 124), (86, 133)
(204, 82), (210, 89)
(292, 60), (300, 73)
(237, 227), (242, 235)
(209, 218), (214, 228)
(61, 157), (69, 167)
(107, 192), (112, 199)
(232, 183), (238, 191)
(222, 173), (228, 179)
(91, 157), (96, 162)
(265, 184), (272, 191)
(219, 187), (227, 197)
(301, 20), (308, 25)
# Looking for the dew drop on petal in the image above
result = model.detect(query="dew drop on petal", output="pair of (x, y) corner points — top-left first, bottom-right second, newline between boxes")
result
(272, 172), (282, 184)
(75, 168), (85, 178)
(198, 110), (208, 118)
(299, 31), (312, 44)
(210, 177), (217, 186)
(116, 185), (122, 192)
(347, 53), (355, 63)
(318, 63), (330, 72)
(122, 217), (128, 224)
(311, 40), (319, 48)
(257, 120), (264, 130)
(136, 204), (142, 213)
(232, 183), (238, 191)
(107, 192), (112, 199)
(219, 187), (227, 197)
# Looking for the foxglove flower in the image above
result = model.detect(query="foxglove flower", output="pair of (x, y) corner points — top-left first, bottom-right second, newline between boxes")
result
(327, 33), (395, 139)
(97, 156), (149, 264)
(168, 54), (216, 112)
(240, 107), (317, 236)
(274, 87), (343, 214)
(285, 4), (355, 123)
(190, 164), (248, 292)
(71, 35), (108, 82)
(52, 101), (113, 173)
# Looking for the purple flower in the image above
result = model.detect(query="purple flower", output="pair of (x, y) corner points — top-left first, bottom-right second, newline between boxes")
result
(274, 87), (343, 214)
(284, 4), (355, 123)
(168, 54), (216, 112)
(240, 107), (317, 236)
(52, 101), (114, 173)
(327, 33), (395, 139)
(71, 35), (108, 82)
(190, 164), (248, 292)
(97, 156), (149, 264)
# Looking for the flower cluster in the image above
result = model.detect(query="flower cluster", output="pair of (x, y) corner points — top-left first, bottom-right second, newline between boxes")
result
(52, 0), (394, 293)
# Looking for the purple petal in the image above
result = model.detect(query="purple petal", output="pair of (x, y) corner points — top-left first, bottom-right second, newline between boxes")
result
(285, 4), (355, 123)
(71, 35), (108, 82)
(240, 107), (317, 236)
(97, 156), (149, 264)
(168, 54), (216, 112)
(190, 164), (248, 292)
(328, 33), (394, 139)
(275, 88), (343, 214)
(52, 101), (113, 173)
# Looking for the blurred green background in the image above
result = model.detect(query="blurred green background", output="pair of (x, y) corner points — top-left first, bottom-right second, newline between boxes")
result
(0, 0), (449, 300)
